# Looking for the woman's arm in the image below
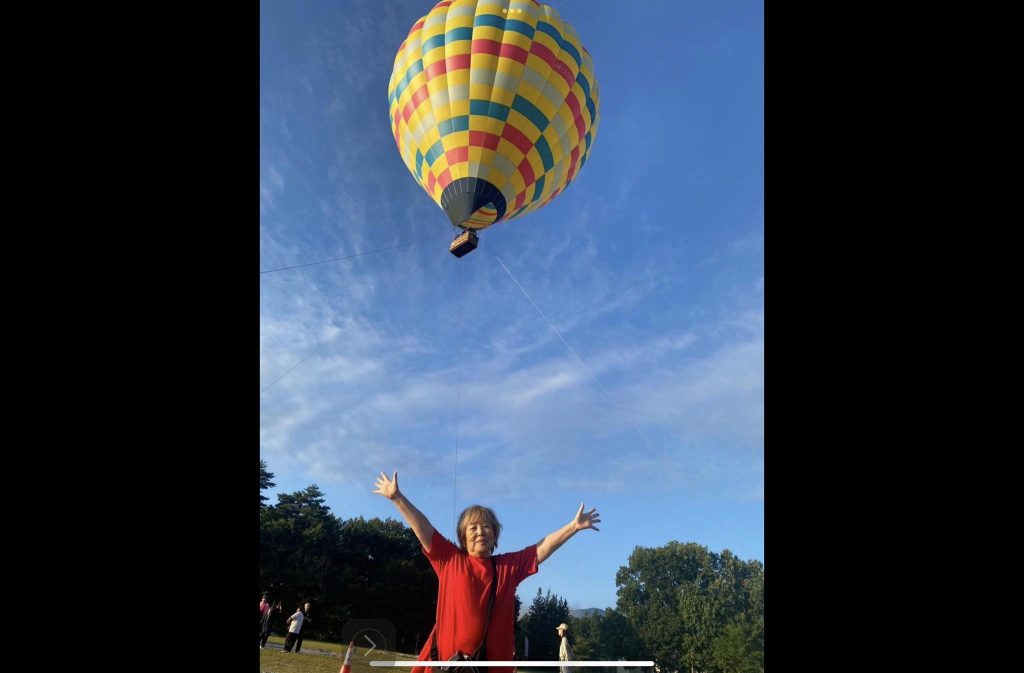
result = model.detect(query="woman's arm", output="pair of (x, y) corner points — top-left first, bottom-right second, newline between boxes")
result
(536, 503), (601, 564)
(373, 471), (437, 552)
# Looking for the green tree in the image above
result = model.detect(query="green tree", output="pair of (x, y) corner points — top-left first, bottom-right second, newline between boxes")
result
(260, 485), (344, 632)
(521, 588), (571, 661)
(571, 611), (605, 661)
(514, 592), (523, 640)
(616, 542), (764, 673)
(711, 619), (762, 673)
(259, 485), (440, 646)
(334, 516), (437, 651)
(598, 609), (646, 662)
(711, 558), (763, 673)
(260, 459), (276, 510)
(572, 609), (645, 670)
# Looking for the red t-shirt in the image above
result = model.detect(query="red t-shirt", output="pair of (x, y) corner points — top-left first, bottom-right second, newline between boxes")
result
(413, 529), (538, 673)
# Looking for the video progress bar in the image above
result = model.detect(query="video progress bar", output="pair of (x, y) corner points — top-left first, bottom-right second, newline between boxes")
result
(370, 662), (654, 667)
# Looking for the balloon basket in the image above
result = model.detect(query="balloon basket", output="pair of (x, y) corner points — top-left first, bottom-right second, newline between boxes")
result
(449, 230), (479, 258)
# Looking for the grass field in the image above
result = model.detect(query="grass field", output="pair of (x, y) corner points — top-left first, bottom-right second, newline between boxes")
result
(258, 638), (583, 673)
(260, 639), (418, 673)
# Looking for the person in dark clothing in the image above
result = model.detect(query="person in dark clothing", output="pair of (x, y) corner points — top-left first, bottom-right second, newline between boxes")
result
(260, 600), (283, 649)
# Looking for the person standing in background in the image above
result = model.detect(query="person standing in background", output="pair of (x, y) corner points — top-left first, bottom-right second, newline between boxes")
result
(282, 606), (305, 653)
(294, 601), (312, 652)
(557, 623), (573, 673)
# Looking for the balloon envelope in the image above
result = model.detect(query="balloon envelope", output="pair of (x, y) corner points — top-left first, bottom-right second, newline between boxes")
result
(388, 0), (600, 231)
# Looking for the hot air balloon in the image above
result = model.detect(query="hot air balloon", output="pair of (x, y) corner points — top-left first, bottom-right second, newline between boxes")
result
(388, 0), (600, 257)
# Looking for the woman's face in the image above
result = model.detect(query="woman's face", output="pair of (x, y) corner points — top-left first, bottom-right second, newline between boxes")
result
(463, 518), (496, 558)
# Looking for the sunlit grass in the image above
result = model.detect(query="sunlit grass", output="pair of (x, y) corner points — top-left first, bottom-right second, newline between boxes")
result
(260, 639), (418, 673)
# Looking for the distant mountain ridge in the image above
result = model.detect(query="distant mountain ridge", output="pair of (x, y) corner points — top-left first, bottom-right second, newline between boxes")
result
(519, 607), (607, 621)
(569, 607), (604, 618)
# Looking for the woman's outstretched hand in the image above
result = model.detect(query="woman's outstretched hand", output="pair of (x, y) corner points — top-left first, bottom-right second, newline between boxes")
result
(373, 471), (401, 501)
(573, 502), (601, 532)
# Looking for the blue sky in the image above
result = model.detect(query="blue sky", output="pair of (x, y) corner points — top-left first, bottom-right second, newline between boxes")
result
(260, 0), (763, 612)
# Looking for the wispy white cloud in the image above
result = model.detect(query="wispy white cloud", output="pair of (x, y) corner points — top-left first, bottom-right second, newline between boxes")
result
(260, 163), (285, 214)
(261, 245), (762, 503)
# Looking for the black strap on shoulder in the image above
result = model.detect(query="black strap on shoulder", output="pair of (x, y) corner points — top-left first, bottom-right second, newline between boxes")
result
(430, 556), (498, 665)
(474, 556), (499, 660)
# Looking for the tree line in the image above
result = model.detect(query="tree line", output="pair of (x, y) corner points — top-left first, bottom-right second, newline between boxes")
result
(260, 460), (763, 672)
(260, 460), (437, 652)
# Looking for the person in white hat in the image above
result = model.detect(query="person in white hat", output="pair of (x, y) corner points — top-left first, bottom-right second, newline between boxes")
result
(557, 623), (573, 673)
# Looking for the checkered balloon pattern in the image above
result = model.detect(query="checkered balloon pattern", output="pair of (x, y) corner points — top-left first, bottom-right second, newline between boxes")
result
(388, 0), (600, 230)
